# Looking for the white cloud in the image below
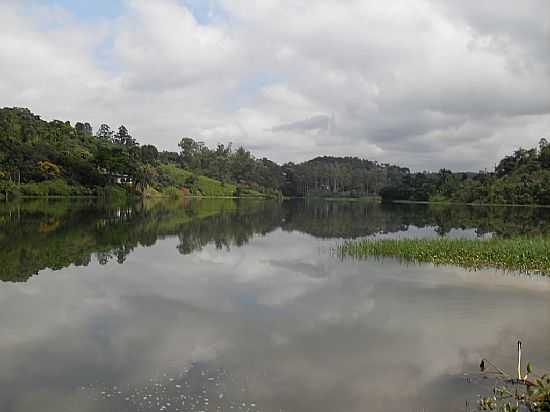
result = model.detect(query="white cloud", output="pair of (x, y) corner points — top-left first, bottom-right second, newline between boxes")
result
(0, 0), (548, 170)
(115, 0), (243, 91)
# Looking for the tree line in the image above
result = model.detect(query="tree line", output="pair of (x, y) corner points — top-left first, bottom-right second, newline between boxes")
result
(0, 107), (409, 200)
(0, 108), (281, 199)
(381, 139), (550, 205)
(1, 107), (548, 205)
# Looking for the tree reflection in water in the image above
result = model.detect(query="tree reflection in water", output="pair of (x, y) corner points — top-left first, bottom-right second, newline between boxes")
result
(1, 198), (550, 282)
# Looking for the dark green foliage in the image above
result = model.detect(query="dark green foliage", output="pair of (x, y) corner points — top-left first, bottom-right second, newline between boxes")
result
(140, 144), (159, 163)
(96, 124), (113, 141)
(75, 122), (93, 136)
(380, 139), (550, 205)
(1, 107), (547, 204)
(0, 107), (278, 198)
(175, 137), (283, 195)
(173, 137), (408, 197)
(281, 156), (409, 197)
(380, 185), (414, 203)
(113, 125), (137, 147)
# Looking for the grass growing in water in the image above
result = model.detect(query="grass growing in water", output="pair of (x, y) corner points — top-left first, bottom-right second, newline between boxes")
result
(338, 237), (550, 275)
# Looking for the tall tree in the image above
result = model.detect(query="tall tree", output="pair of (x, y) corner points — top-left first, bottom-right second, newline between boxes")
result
(75, 122), (93, 136)
(114, 125), (137, 147)
(96, 124), (113, 142)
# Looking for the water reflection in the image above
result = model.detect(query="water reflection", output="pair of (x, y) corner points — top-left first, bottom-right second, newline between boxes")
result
(0, 198), (284, 282)
(2, 199), (550, 282)
(0, 199), (549, 412)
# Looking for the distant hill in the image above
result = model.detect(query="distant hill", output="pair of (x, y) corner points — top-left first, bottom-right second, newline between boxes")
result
(1, 107), (547, 205)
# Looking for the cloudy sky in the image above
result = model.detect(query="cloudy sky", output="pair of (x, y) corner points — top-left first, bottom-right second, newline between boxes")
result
(1, 0), (549, 171)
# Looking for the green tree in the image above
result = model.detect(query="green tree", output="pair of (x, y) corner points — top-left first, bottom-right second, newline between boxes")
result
(114, 125), (137, 147)
(75, 122), (93, 136)
(141, 145), (159, 164)
(96, 124), (113, 142)
(539, 138), (550, 168)
(178, 137), (200, 169)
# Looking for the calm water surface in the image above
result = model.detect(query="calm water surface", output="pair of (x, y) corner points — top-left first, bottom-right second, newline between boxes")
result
(1, 199), (549, 412)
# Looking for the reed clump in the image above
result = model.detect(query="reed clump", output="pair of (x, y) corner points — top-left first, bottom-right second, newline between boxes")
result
(338, 237), (550, 275)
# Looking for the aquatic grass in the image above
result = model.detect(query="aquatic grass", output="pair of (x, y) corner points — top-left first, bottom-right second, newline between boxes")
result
(337, 236), (550, 275)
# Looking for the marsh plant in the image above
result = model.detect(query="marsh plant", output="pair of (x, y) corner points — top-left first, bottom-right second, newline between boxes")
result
(337, 237), (550, 275)
(477, 342), (550, 411)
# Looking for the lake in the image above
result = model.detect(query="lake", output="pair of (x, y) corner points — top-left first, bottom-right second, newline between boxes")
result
(1, 198), (549, 412)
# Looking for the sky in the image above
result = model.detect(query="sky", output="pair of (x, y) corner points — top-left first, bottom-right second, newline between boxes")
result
(1, 0), (549, 171)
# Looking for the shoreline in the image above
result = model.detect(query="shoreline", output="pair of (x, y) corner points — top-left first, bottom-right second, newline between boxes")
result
(3, 195), (550, 208)
(390, 200), (550, 208)
(1, 194), (276, 201)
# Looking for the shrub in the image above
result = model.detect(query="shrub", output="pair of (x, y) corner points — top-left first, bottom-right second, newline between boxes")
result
(162, 186), (183, 199)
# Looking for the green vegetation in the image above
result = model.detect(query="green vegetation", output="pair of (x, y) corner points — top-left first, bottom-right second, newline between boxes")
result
(480, 374), (550, 412)
(0, 107), (279, 200)
(157, 164), (236, 197)
(0, 107), (417, 200)
(381, 139), (550, 205)
(338, 237), (550, 275)
(477, 343), (550, 411)
(280, 156), (408, 197)
(1, 107), (548, 204)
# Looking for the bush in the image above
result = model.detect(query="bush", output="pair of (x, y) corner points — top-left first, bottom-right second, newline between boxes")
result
(380, 185), (414, 203)
(162, 186), (184, 199)
(428, 194), (449, 203)
(17, 179), (92, 196)
(96, 185), (130, 201)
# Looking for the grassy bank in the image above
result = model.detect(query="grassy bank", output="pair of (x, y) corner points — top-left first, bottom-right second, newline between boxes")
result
(337, 237), (550, 275)
(158, 164), (272, 198)
(1, 165), (272, 201)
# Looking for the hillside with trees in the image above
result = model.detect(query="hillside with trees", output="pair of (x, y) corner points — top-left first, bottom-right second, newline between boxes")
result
(0, 108), (277, 199)
(0, 107), (548, 205)
(0, 107), (410, 200)
(380, 139), (550, 205)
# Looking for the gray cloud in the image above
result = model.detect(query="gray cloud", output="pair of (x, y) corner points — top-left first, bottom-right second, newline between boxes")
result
(271, 114), (331, 133)
(0, 0), (549, 170)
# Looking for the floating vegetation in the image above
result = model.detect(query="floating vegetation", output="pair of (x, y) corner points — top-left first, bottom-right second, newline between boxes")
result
(337, 236), (550, 275)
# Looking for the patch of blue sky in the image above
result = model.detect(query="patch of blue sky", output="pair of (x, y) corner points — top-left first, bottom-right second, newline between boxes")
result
(179, 0), (229, 25)
(93, 37), (124, 75)
(30, 0), (225, 24)
(181, 0), (213, 24)
(29, 0), (124, 21)
(27, 1), (123, 73)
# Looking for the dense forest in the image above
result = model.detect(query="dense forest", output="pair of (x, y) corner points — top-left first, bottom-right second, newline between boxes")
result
(0, 107), (548, 205)
(0, 107), (410, 200)
(0, 107), (278, 199)
(381, 139), (550, 205)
